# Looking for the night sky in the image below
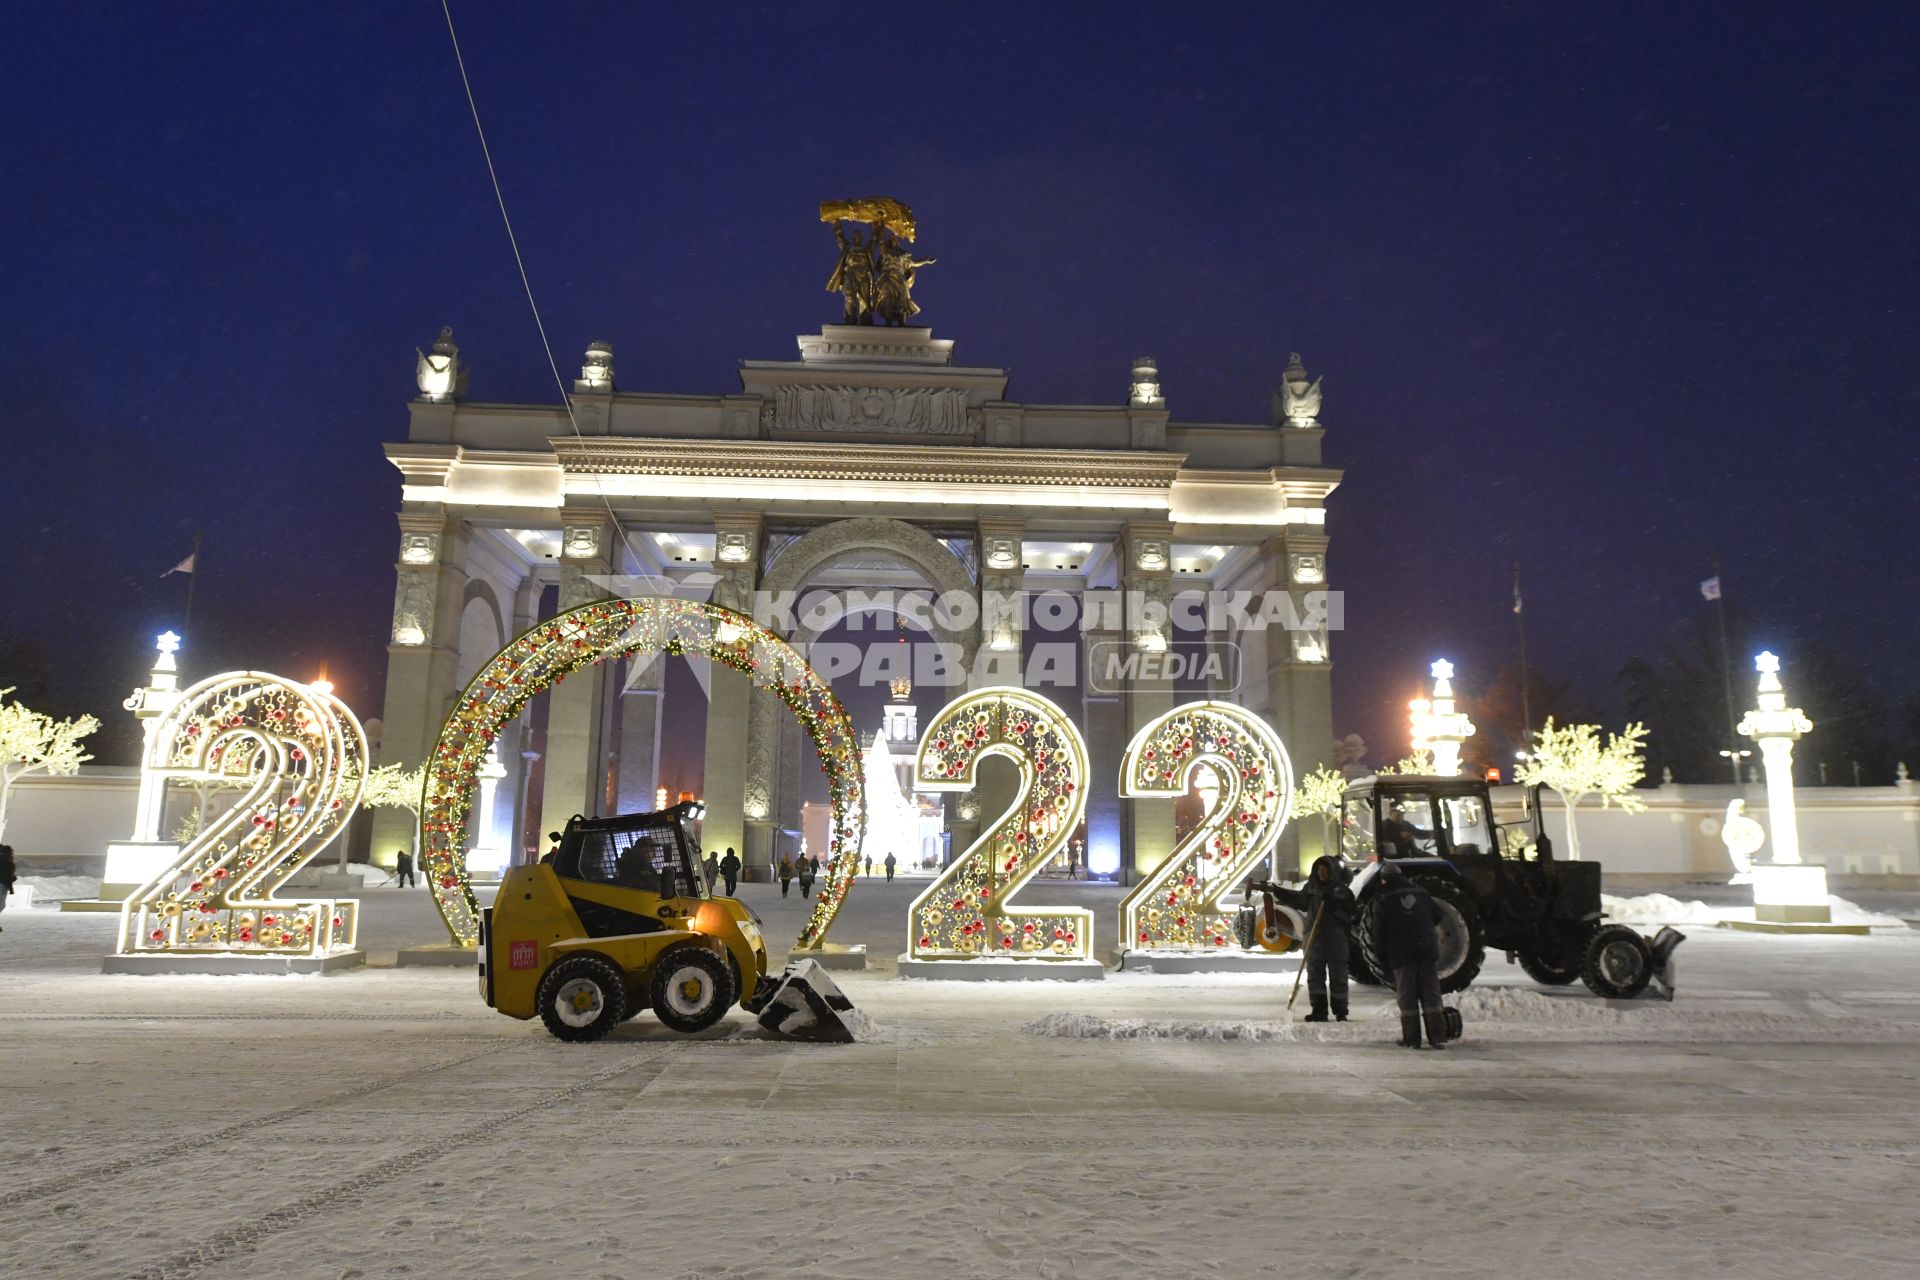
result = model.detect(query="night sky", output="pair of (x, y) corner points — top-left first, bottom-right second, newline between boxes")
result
(3, 4), (1915, 777)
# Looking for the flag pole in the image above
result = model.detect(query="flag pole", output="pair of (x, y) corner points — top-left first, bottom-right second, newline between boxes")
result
(1711, 553), (1741, 786)
(1513, 561), (1532, 746)
(181, 529), (202, 645)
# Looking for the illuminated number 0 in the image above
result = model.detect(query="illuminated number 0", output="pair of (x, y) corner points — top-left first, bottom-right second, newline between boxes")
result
(910, 687), (1091, 962)
(1117, 701), (1294, 952)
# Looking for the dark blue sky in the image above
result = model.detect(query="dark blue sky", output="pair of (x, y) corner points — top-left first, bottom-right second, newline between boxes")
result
(2, 3), (1914, 770)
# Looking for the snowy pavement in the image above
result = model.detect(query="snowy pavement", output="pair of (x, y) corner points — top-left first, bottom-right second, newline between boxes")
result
(1, 883), (1917, 1279)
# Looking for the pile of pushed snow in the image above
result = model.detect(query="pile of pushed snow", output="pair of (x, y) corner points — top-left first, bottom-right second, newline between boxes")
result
(1022, 1011), (1374, 1043)
(16, 874), (100, 903)
(1828, 896), (1909, 929)
(1026, 989), (1920, 1045)
(1601, 892), (1727, 924)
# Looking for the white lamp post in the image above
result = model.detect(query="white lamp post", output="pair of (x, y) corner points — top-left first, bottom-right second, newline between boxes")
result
(1738, 651), (1826, 923)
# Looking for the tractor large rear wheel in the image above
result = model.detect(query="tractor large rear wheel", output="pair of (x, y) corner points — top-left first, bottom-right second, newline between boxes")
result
(1346, 930), (1384, 984)
(1517, 950), (1581, 985)
(536, 954), (627, 1043)
(651, 945), (737, 1034)
(1358, 877), (1485, 994)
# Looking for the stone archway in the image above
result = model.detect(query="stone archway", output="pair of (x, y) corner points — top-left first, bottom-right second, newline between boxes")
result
(744, 518), (978, 865)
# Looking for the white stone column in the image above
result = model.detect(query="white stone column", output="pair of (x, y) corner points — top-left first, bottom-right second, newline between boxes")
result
(1120, 522), (1175, 882)
(539, 509), (617, 826)
(969, 519), (1028, 833)
(706, 512), (763, 871)
(1257, 533), (1335, 872)
(374, 511), (471, 866)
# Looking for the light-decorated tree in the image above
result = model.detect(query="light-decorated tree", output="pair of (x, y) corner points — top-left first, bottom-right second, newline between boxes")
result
(1515, 717), (1650, 859)
(360, 762), (427, 866)
(0, 688), (101, 840)
(362, 762), (426, 814)
(1377, 752), (1435, 776)
(1292, 765), (1349, 860)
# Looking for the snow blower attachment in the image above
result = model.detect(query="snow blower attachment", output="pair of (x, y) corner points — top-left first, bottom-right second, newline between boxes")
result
(743, 958), (859, 1044)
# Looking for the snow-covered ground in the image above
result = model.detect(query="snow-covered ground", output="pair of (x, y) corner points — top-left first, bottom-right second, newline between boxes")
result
(2, 880), (1917, 1279)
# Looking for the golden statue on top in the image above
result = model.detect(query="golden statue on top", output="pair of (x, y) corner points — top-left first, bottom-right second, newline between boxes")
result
(820, 197), (935, 326)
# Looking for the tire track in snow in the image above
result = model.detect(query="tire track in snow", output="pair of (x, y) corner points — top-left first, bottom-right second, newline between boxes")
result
(126, 1047), (671, 1280)
(0, 1038), (523, 1209)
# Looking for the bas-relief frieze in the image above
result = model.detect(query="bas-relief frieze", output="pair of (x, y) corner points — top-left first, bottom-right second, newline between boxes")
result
(774, 385), (969, 436)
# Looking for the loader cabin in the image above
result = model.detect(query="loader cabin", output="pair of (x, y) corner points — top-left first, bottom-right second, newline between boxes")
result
(546, 802), (709, 902)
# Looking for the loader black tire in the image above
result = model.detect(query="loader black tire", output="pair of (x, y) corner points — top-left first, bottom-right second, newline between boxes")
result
(1358, 876), (1485, 994)
(1582, 924), (1654, 999)
(651, 945), (737, 1034)
(1517, 950), (1581, 985)
(536, 953), (627, 1043)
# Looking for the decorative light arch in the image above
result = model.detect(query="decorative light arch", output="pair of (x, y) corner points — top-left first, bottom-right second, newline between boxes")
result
(420, 598), (866, 949)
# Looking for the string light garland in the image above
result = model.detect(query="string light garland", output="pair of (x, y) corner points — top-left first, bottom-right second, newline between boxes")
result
(116, 672), (367, 957)
(419, 598), (866, 949)
(1117, 701), (1294, 951)
(909, 686), (1092, 962)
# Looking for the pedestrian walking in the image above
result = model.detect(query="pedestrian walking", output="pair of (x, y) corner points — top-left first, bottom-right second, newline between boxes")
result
(778, 856), (795, 898)
(798, 856), (817, 898)
(720, 847), (741, 896)
(883, 851), (896, 883)
(703, 851), (719, 893)
(1370, 858), (1450, 1049)
(864, 854), (873, 877)
(395, 848), (416, 888)
(1299, 855), (1355, 1022)
(0, 843), (16, 933)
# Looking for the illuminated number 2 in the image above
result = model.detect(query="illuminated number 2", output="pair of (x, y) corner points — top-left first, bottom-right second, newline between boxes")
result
(910, 687), (1091, 961)
(1118, 701), (1294, 952)
(117, 672), (366, 957)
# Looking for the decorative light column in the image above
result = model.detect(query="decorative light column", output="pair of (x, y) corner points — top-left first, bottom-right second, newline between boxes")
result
(91, 632), (190, 905)
(1738, 651), (1825, 923)
(124, 631), (185, 842)
(1412, 659), (1476, 776)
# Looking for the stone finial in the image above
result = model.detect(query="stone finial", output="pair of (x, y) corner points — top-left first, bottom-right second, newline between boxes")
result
(415, 326), (466, 402)
(1129, 356), (1163, 407)
(1276, 351), (1323, 426)
(576, 340), (615, 392)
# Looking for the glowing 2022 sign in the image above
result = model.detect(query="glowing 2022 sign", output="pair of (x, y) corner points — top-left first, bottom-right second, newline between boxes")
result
(1116, 701), (1294, 952)
(909, 687), (1092, 962)
(419, 598), (866, 951)
(116, 672), (367, 958)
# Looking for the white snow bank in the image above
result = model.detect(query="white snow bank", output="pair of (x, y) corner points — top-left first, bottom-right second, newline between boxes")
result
(1025, 988), (1920, 1045)
(1602, 892), (1728, 924)
(16, 875), (100, 903)
(1601, 891), (1909, 930)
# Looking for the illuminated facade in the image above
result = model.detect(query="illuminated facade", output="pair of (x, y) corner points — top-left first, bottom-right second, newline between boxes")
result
(376, 320), (1342, 877)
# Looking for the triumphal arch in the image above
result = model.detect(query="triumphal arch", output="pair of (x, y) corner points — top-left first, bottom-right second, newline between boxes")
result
(374, 203), (1342, 878)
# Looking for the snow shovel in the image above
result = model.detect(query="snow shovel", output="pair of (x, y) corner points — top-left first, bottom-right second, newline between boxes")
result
(745, 958), (859, 1044)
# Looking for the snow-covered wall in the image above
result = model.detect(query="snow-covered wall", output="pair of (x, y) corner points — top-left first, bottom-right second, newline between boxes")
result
(1491, 782), (1920, 878)
(3, 767), (139, 871)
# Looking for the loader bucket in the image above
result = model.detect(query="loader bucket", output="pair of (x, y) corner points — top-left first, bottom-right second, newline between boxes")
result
(1648, 926), (1685, 1002)
(751, 958), (859, 1044)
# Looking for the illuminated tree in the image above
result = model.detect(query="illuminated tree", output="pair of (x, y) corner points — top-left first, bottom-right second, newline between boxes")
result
(1516, 718), (1650, 859)
(361, 762), (426, 815)
(0, 688), (101, 840)
(1292, 765), (1348, 856)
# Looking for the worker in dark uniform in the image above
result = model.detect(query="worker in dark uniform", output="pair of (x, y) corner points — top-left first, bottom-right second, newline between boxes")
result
(1371, 858), (1450, 1049)
(1251, 856), (1355, 1023)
